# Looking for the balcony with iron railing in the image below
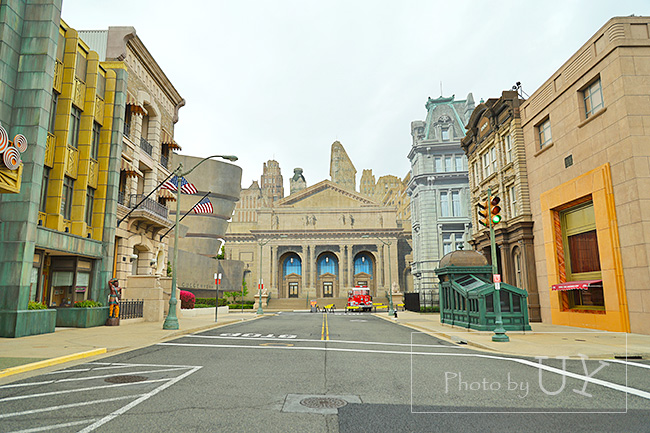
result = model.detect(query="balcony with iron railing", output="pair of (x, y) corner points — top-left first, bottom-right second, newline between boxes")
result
(160, 153), (168, 169)
(140, 136), (153, 156)
(125, 193), (173, 228)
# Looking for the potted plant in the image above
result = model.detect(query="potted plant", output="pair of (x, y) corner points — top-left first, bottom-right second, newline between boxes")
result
(55, 299), (109, 328)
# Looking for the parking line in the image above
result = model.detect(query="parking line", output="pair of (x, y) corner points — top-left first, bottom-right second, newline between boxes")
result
(8, 418), (97, 433)
(0, 395), (140, 419)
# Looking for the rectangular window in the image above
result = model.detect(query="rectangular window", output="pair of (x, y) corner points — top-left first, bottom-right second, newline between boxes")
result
(440, 191), (449, 217)
(85, 187), (95, 226)
(39, 167), (50, 213)
(443, 234), (452, 255)
(123, 106), (131, 138)
(75, 53), (87, 81)
(561, 202), (603, 309)
(583, 78), (603, 118)
(57, 31), (66, 62)
(455, 155), (463, 172)
(445, 156), (453, 172)
(435, 157), (443, 173)
(96, 74), (106, 99)
(504, 134), (512, 164)
(482, 152), (491, 178)
(68, 107), (81, 148)
(538, 118), (552, 148)
(48, 92), (58, 134)
(509, 185), (518, 217)
(452, 191), (460, 216)
(441, 128), (450, 141)
(91, 122), (100, 161)
(61, 176), (74, 220)
(490, 147), (497, 173)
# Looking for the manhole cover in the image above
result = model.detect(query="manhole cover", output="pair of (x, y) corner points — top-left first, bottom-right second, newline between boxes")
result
(104, 375), (148, 384)
(300, 397), (348, 409)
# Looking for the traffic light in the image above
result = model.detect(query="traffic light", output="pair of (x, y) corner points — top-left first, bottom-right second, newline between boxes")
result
(490, 196), (502, 225)
(477, 200), (489, 227)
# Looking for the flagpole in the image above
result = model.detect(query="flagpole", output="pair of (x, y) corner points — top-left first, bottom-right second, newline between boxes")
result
(117, 171), (175, 226)
(159, 191), (211, 240)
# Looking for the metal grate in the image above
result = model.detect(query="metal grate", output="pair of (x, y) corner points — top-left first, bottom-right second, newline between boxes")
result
(300, 397), (348, 409)
(119, 299), (144, 319)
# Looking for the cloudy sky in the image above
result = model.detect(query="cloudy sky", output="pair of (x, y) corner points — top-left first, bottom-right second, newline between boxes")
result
(62, 1), (650, 191)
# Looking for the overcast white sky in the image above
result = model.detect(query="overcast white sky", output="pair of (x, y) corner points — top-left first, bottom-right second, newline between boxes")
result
(62, 1), (650, 191)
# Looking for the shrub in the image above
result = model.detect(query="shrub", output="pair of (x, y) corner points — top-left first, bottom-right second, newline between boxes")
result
(74, 300), (103, 308)
(195, 297), (217, 307)
(28, 301), (48, 310)
(420, 305), (440, 313)
(228, 303), (254, 309)
(180, 290), (195, 309)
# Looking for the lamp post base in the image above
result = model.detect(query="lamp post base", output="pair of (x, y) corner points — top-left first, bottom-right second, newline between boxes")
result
(162, 316), (179, 330)
(492, 326), (509, 342)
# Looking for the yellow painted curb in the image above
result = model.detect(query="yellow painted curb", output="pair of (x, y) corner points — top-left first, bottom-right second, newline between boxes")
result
(0, 348), (107, 378)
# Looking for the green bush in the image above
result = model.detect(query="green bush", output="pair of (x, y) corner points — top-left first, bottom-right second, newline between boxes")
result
(420, 306), (440, 313)
(228, 304), (254, 309)
(74, 300), (103, 308)
(28, 301), (48, 310)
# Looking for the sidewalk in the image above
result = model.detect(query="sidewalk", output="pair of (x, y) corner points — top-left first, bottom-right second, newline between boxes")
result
(377, 310), (650, 359)
(0, 309), (258, 383)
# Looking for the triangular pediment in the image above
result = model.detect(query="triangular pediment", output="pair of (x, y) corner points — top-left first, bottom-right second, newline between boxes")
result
(276, 180), (379, 208)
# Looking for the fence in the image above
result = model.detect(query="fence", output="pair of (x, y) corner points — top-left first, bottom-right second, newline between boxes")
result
(403, 288), (440, 312)
(119, 299), (144, 319)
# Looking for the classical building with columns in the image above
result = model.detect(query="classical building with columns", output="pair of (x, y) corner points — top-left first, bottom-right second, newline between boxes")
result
(225, 142), (412, 303)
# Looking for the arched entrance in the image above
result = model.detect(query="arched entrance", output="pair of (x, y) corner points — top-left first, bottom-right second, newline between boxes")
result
(281, 253), (302, 298)
(353, 252), (375, 295)
(317, 252), (338, 297)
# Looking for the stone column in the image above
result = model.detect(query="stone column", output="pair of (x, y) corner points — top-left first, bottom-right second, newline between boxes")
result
(346, 245), (353, 288)
(301, 246), (307, 293)
(378, 244), (385, 289)
(309, 244), (316, 293)
(270, 245), (277, 290)
(337, 250), (344, 297)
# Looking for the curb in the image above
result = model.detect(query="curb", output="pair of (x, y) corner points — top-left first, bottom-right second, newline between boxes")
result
(0, 348), (107, 379)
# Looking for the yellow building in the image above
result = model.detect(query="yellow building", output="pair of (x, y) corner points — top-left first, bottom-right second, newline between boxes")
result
(521, 16), (650, 334)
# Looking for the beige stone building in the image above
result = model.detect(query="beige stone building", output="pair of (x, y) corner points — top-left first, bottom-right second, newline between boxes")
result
(521, 16), (650, 334)
(462, 90), (541, 321)
(225, 142), (412, 304)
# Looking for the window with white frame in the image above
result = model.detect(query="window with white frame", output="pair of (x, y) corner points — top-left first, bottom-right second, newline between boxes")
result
(504, 134), (512, 164)
(490, 147), (497, 174)
(482, 152), (491, 178)
(435, 157), (443, 172)
(452, 190), (461, 216)
(440, 190), (461, 217)
(537, 118), (552, 148)
(443, 234), (453, 255)
(445, 156), (453, 172)
(441, 128), (450, 141)
(455, 155), (463, 171)
(583, 78), (603, 118)
(440, 191), (449, 216)
(509, 185), (518, 217)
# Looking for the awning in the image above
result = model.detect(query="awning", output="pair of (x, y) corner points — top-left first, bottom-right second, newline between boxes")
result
(160, 130), (182, 151)
(121, 159), (143, 178)
(551, 280), (602, 291)
(126, 93), (147, 116)
(158, 188), (176, 201)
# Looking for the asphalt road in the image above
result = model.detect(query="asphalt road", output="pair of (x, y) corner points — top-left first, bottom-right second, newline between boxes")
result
(1, 312), (649, 433)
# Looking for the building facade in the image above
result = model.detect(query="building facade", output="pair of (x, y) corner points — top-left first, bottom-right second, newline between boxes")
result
(0, 2), (126, 337)
(521, 16), (650, 333)
(225, 142), (412, 301)
(462, 90), (541, 321)
(81, 27), (185, 282)
(407, 94), (474, 295)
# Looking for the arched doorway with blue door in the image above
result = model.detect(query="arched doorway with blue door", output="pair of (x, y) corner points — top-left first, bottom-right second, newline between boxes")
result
(353, 252), (375, 295)
(317, 252), (339, 298)
(281, 252), (302, 298)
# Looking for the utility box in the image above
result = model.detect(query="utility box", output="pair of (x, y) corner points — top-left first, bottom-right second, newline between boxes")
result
(435, 250), (531, 331)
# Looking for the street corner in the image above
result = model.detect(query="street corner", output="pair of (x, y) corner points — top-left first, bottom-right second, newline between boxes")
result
(0, 348), (107, 379)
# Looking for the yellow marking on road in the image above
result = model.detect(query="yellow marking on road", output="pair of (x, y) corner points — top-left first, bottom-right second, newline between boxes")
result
(321, 313), (330, 340)
(260, 342), (294, 347)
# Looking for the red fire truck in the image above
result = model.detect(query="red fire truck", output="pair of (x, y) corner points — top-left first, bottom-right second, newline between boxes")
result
(347, 287), (372, 312)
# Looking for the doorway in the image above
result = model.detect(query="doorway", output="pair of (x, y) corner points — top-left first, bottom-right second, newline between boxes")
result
(323, 282), (333, 297)
(288, 282), (299, 298)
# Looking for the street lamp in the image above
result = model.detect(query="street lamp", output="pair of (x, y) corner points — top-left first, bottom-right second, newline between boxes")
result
(163, 154), (238, 330)
(362, 234), (395, 316)
(256, 238), (270, 315)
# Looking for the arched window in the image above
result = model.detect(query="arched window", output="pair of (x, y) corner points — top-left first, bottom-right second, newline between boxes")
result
(318, 253), (338, 275)
(283, 253), (301, 276)
(354, 253), (373, 276)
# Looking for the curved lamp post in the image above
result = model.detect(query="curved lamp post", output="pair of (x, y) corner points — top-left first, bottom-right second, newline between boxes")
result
(362, 234), (395, 316)
(163, 154), (238, 330)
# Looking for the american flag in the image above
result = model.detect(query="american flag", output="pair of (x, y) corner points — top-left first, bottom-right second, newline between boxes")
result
(193, 197), (213, 214)
(161, 175), (198, 194)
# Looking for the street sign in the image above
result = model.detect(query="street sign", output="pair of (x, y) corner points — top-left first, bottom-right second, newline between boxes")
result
(495, 282), (501, 291)
(493, 274), (501, 283)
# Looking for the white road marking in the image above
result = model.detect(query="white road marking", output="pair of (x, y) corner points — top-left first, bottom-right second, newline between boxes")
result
(77, 366), (202, 433)
(157, 342), (650, 402)
(7, 419), (97, 433)
(608, 359), (650, 369)
(0, 395), (140, 419)
(187, 334), (460, 348)
(0, 378), (169, 402)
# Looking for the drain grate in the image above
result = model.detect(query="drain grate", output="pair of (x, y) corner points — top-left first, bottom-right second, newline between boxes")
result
(104, 375), (148, 384)
(300, 397), (348, 409)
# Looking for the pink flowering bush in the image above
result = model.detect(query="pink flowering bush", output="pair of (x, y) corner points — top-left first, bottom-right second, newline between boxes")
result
(180, 290), (195, 309)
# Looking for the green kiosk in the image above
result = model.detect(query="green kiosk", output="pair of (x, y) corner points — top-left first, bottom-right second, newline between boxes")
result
(436, 250), (531, 331)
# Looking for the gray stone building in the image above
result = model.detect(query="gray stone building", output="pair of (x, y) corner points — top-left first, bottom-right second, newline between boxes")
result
(407, 94), (475, 295)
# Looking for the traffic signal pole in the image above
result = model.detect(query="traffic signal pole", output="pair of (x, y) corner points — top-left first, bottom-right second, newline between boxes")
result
(487, 187), (509, 342)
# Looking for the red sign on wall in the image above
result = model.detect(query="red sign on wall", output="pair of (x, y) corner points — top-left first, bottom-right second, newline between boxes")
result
(493, 274), (501, 283)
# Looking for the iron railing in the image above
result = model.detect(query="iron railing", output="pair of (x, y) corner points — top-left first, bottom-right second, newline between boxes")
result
(140, 136), (153, 156)
(160, 154), (168, 169)
(117, 191), (125, 205)
(404, 287), (440, 312)
(119, 299), (143, 319)
(123, 121), (131, 138)
(129, 194), (169, 219)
